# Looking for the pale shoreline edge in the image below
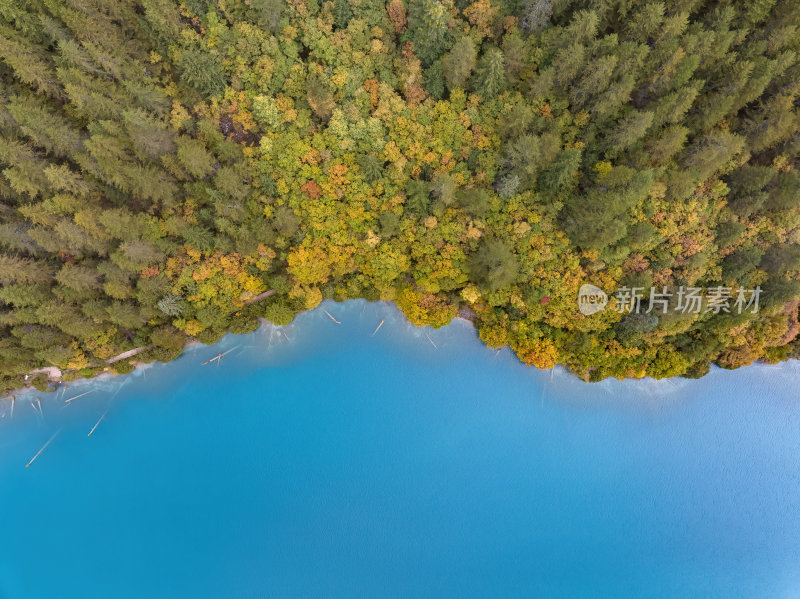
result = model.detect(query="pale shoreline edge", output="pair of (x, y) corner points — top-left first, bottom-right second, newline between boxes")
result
(4, 298), (796, 399)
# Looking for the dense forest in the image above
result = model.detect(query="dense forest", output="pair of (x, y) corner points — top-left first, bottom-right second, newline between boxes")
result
(1, 0), (799, 392)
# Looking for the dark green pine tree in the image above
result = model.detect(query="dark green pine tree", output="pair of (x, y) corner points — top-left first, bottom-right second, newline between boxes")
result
(358, 154), (385, 184)
(471, 47), (506, 99)
(178, 48), (227, 98)
(333, 0), (353, 30)
(407, 0), (452, 66)
(405, 179), (431, 217)
(469, 239), (519, 292)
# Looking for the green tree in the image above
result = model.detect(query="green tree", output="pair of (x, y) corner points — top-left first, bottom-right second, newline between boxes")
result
(538, 148), (582, 195)
(6, 95), (83, 158)
(423, 59), (446, 100)
(0, 255), (51, 285)
(405, 180), (431, 217)
(358, 154), (384, 183)
(607, 110), (654, 154)
(333, 0), (353, 29)
(56, 264), (102, 292)
(178, 48), (226, 98)
(177, 137), (215, 178)
(469, 239), (519, 291)
(457, 187), (493, 219)
(471, 47), (506, 99)
(442, 36), (476, 90)
(251, 0), (284, 32)
(407, 0), (452, 66)
(157, 294), (184, 317)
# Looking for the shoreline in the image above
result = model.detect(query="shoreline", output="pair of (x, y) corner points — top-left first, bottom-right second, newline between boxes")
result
(5, 299), (795, 399)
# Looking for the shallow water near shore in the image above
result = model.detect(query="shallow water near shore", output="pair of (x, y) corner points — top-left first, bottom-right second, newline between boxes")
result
(1, 300), (799, 598)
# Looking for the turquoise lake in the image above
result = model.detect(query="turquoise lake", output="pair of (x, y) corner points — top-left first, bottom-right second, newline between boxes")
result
(1, 300), (799, 598)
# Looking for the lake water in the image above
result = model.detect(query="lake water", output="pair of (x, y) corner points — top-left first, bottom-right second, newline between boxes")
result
(1, 300), (799, 599)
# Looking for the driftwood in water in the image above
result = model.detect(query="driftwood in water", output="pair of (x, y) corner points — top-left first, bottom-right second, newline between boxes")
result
(200, 347), (238, 366)
(65, 391), (92, 404)
(324, 310), (341, 324)
(25, 430), (60, 468)
(371, 319), (385, 336)
(88, 410), (108, 437)
(425, 332), (438, 349)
